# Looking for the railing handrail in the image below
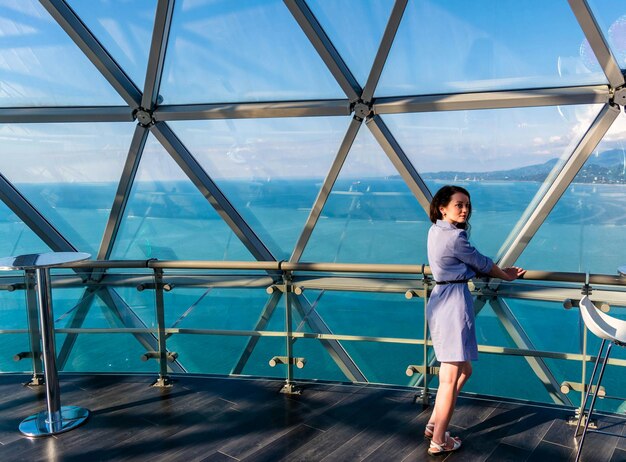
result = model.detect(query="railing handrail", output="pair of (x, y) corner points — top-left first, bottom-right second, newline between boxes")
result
(57, 259), (626, 286)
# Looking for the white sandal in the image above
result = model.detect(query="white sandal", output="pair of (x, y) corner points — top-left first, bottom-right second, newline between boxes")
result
(428, 433), (462, 455)
(424, 423), (435, 439)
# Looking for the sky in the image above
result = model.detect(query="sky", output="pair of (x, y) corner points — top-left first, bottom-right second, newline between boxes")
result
(0, 0), (625, 182)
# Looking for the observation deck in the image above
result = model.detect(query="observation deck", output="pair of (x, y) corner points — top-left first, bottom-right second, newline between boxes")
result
(0, 259), (625, 461)
(0, 374), (623, 461)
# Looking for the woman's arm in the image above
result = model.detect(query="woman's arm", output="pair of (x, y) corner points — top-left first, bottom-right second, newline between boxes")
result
(487, 264), (525, 281)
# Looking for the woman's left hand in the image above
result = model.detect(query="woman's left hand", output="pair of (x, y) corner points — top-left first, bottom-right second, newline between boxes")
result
(502, 266), (526, 281)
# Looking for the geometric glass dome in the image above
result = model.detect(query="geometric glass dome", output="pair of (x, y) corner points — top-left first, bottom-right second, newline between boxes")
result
(1, 0), (626, 412)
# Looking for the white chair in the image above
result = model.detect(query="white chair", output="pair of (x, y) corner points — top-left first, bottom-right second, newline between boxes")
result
(574, 295), (626, 462)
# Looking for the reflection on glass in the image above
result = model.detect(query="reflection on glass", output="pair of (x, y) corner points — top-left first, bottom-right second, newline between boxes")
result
(587, 0), (626, 68)
(0, 123), (135, 256)
(518, 111), (626, 273)
(109, 134), (254, 261)
(383, 105), (603, 256)
(302, 126), (429, 264)
(0, 0), (125, 106)
(160, 0), (343, 103)
(306, 0), (393, 86)
(377, 0), (606, 97)
(170, 117), (350, 260)
(67, 0), (157, 90)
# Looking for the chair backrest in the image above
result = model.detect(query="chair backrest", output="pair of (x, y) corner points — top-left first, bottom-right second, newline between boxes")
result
(579, 295), (626, 343)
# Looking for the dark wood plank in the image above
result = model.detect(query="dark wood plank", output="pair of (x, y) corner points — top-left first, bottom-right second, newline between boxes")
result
(610, 447), (626, 462)
(485, 442), (532, 462)
(527, 441), (574, 461)
(0, 374), (623, 462)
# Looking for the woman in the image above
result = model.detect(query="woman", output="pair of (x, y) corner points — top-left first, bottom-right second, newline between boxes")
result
(424, 185), (525, 455)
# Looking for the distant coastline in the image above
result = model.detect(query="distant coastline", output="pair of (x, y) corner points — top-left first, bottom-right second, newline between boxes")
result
(420, 149), (626, 185)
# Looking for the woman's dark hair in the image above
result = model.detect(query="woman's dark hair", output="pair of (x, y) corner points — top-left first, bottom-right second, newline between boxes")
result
(429, 185), (472, 230)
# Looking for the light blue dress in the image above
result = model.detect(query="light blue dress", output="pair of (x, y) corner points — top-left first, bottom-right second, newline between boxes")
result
(426, 220), (493, 362)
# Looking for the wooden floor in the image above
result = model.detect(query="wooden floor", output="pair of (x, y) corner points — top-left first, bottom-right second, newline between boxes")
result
(0, 374), (624, 461)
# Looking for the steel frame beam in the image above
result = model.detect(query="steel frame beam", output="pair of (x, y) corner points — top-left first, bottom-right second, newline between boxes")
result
(142, 0), (175, 110)
(39, 0), (142, 108)
(290, 117), (362, 262)
(568, 0), (625, 89)
(155, 100), (350, 121)
(489, 297), (571, 405)
(366, 116), (433, 213)
(0, 107), (133, 124)
(96, 125), (149, 262)
(284, 0), (362, 101)
(361, 0), (408, 104)
(97, 286), (186, 373)
(291, 294), (367, 382)
(231, 291), (282, 375)
(0, 173), (76, 252)
(150, 121), (275, 261)
(56, 288), (99, 369)
(374, 85), (610, 114)
(496, 103), (621, 268)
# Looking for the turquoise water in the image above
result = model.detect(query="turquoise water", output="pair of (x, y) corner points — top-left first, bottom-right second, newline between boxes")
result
(0, 179), (625, 409)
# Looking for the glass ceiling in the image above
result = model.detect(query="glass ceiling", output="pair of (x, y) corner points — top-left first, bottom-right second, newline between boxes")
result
(0, 0), (625, 405)
(0, 0), (623, 268)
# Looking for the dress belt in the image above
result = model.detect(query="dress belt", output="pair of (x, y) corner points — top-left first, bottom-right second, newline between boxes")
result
(435, 279), (470, 285)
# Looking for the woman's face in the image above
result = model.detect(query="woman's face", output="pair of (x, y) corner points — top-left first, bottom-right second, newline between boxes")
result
(440, 192), (470, 225)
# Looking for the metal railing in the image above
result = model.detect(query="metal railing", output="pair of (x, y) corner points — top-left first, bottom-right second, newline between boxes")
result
(1, 260), (625, 413)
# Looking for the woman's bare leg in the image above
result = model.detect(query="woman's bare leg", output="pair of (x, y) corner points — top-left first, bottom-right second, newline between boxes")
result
(429, 361), (472, 443)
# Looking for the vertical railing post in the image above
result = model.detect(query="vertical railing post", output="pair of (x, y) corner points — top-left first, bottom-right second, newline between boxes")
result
(578, 276), (591, 423)
(421, 274), (431, 405)
(153, 268), (171, 387)
(279, 270), (300, 394)
(24, 269), (43, 386)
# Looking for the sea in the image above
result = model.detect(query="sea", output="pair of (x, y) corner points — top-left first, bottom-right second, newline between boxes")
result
(0, 178), (625, 410)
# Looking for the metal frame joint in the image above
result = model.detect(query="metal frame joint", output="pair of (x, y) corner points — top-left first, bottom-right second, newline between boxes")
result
(351, 100), (373, 121)
(134, 107), (156, 127)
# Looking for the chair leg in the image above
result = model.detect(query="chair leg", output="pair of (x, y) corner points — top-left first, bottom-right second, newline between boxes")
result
(575, 342), (613, 462)
(575, 339), (606, 437)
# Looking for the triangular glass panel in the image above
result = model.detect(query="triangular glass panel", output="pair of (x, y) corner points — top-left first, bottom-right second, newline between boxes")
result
(301, 125), (429, 264)
(376, 0), (606, 97)
(382, 104), (604, 257)
(517, 111), (626, 273)
(170, 116), (351, 260)
(0, 1), (126, 106)
(587, 1), (626, 69)
(306, 0), (394, 86)
(67, 0), (157, 90)
(109, 133), (255, 261)
(0, 123), (135, 256)
(160, 0), (345, 103)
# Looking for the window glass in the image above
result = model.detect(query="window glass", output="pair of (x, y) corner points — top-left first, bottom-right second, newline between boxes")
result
(170, 116), (350, 260)
(67, 0), (157, 90)
(306, 0), (393, 86)
(301, 125), (429, 264)
(0, 123), (135, 256)
(160, 0), (344, 104)
(0, 200), (50, 257)
(383, 104), (604, 257)
(587, 0), (626, 68)
(109, 133), (254, 261)
(0, 0), (126, 106)
(377, 0), (606, 97)
(517, 112), (626, 273)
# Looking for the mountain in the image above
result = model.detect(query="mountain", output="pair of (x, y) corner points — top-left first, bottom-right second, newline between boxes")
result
(422, 149), (626, 184)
